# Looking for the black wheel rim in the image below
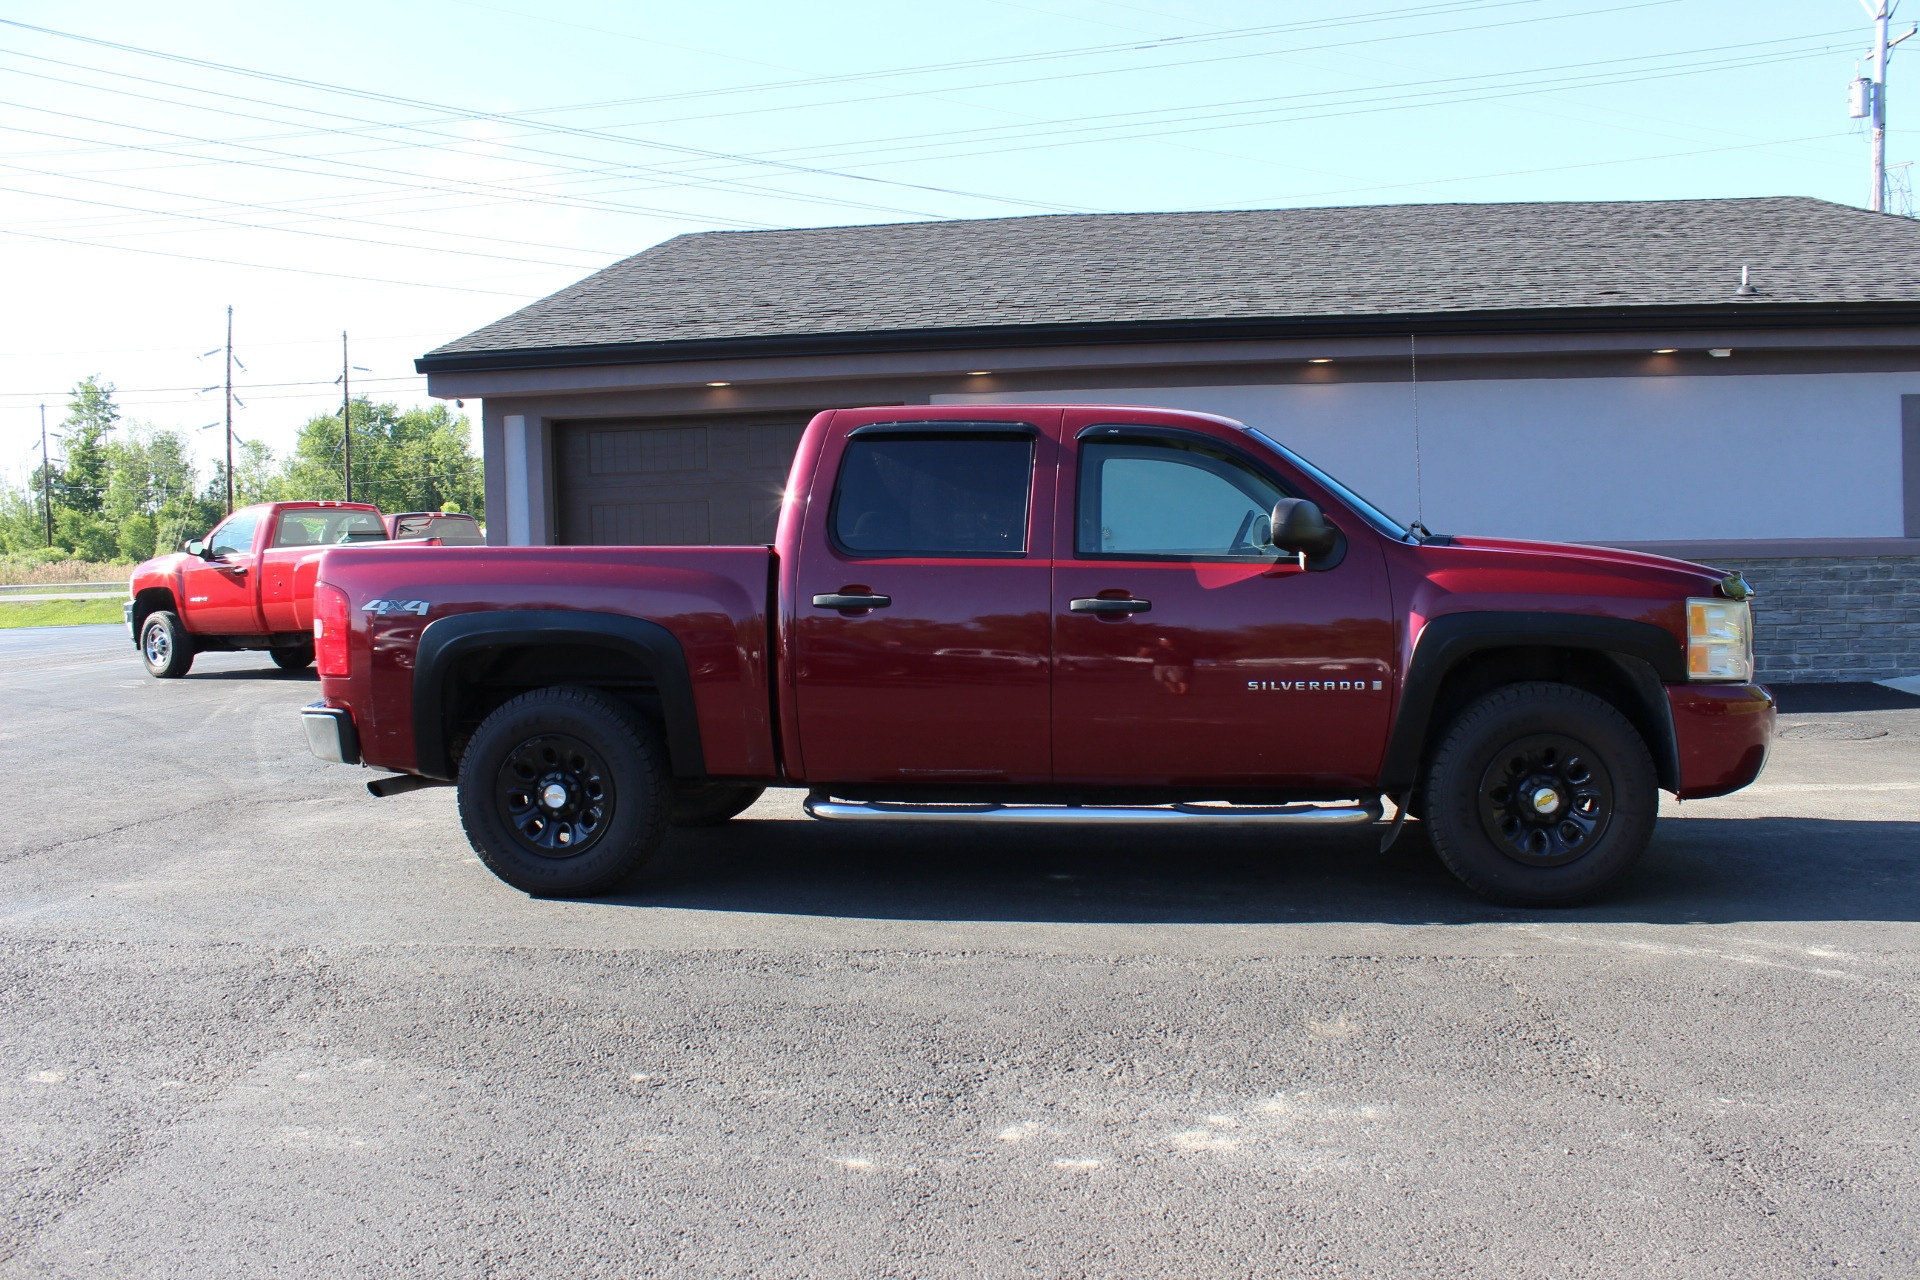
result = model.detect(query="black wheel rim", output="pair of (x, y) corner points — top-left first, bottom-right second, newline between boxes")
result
(1476, 733), (1614, 867)
(494, 733), (614, 859)
(143, 622), (169, 668)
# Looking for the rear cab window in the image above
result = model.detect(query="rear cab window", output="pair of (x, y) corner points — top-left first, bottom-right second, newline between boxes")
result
(273, 509), (387, 547)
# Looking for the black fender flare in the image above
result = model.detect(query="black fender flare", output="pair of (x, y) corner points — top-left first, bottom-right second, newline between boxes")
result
(1379, 611), (1686, 793)
(413, 609), (706, 781)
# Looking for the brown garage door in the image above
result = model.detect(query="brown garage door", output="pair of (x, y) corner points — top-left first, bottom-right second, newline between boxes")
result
(552, 412), (810, 546)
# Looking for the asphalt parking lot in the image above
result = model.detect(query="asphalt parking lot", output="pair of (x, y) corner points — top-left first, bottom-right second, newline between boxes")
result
(3, 624), (1917, 1279)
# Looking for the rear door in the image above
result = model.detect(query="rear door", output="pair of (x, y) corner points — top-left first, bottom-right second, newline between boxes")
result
(1050, 413), (1395, 790)
(181, 509), (263, 633)
(791, 414), (1058, 787)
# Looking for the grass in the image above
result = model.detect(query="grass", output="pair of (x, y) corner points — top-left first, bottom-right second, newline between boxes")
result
(0, 557), (133, 587)
(0, 598), (124, 628)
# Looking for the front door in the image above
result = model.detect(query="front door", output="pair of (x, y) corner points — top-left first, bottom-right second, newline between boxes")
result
(1051, 419), (1395, 790)
(181, 509), (263, 634)
(792, 420), (1056, 786)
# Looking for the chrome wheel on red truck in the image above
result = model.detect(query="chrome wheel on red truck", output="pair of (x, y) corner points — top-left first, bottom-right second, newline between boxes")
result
(456, 686), (670, 896)
(1423, 682), (1657, 907)
(140, 611), (194, 679)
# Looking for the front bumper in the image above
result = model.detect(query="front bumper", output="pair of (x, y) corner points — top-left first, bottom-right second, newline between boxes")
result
(123, 599), (136, 643)
(301, 702), (361, 765)
(1667, 682), (1775, 799)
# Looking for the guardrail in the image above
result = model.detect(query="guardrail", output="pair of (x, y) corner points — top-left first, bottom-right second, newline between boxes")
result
(0, 581), (127, 595)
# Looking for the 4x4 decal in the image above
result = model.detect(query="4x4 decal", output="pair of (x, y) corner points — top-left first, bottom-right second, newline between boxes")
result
(362, 598), (430, 617)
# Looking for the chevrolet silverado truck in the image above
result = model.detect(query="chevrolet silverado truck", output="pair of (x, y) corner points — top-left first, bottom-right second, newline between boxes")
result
(127, 502), (490, 678)
(301, 405), (1773, 906)
(127, 501), (399, 678)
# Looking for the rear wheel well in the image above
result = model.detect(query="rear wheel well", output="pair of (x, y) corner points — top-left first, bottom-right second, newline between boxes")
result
(1416, 646), (1677, 795)
(439, 643), (668, 775)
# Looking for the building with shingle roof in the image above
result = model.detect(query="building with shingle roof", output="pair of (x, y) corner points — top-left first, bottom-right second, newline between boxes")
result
(418, 196), (1920, 683)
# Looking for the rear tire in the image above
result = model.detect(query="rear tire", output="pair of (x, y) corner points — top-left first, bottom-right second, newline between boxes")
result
(1424, 682), (1657, 907)
(271, 644), (314, 671)
(671, 782), (766, 827)
(139, 611), (194, 679)
(457, 686), (670, 896)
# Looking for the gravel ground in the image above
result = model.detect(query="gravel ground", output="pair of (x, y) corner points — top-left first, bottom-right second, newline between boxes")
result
(2, 625), (1916, 1279)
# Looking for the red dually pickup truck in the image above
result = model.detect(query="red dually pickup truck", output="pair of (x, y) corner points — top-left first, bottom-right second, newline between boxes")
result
(301, 405), (1773, 906)
(125, 501), (484, 678)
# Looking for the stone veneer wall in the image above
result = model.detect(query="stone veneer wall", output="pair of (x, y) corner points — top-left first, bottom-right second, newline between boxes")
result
(1710, 555), (1920, 684)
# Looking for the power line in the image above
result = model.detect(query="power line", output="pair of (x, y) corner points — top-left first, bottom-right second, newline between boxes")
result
(0, 226), (538, 295)
(0, 375), (425, 398)
(0, 170), (613, 268)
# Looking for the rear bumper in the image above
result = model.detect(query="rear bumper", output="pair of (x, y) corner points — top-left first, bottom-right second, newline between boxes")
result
(1667, 682), (1774, 800)
(302, 702), (361, 766)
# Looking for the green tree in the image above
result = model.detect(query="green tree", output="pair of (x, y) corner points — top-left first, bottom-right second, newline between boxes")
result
(57, 376), (120, 516)
(282, 399), (482, 517)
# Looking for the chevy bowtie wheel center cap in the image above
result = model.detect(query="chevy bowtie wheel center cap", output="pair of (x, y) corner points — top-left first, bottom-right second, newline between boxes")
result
(541, 783), (569, 810)
(1530, 785), (1562, 815)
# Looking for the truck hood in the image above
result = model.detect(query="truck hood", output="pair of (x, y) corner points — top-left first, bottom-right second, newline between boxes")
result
(1428, 535), (1731, 592)
(129, 551), (196, 589)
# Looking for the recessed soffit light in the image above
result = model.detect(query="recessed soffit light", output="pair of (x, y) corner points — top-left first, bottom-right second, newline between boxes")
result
(967, 370), (993, 376)
(1651, 348), (1678, 354)
(1308, 358), (1333, 364)
(706, 381), (731, 387)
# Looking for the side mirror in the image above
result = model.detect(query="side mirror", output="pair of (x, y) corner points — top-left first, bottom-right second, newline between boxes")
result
(1268, 498), (1338, 558)
(184, 539), (211, 559)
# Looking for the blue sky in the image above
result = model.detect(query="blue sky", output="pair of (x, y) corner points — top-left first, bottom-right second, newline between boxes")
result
(0, 0), (1902, 481)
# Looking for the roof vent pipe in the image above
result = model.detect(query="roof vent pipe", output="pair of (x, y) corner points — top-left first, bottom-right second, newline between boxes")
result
(1735, 265), (1756, 296)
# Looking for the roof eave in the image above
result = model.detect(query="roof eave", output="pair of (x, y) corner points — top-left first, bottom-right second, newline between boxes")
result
(413, 300), (1920, 375)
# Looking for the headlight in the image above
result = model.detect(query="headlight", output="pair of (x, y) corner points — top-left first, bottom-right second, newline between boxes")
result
(1686, 597), (1752, 681)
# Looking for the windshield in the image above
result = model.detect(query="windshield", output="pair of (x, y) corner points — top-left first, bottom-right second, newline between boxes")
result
(1241, 427), (1413, 541)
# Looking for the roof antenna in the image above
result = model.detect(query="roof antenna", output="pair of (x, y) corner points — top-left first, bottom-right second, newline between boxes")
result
(1409, 332), (1428, 537)
(1735, 264), (1756, 296)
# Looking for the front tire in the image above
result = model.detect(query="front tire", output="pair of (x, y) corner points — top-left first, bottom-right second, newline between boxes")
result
(456, 687), (670, 896)
(139, 611), (194, 678)
(1424, 682), (1657, 907)
(271, 644), (314, 671)
(670, 782), (766, 827)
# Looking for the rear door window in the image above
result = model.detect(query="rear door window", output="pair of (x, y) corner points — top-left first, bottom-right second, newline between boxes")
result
(831, 434), (1034, 556)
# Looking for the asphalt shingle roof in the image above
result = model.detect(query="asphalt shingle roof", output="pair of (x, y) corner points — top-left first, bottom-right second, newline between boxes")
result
(424, 197), (1920, 362)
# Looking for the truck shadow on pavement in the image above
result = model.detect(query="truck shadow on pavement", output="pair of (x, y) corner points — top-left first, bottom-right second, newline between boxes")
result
(624, 815), (1920, 926)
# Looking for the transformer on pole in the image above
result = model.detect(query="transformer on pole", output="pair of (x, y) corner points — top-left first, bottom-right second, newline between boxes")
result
(1855, 0), (1917, 212)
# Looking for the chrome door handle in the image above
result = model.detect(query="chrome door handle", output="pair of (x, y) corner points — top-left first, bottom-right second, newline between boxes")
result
(812, 593), (892, 610)
(1070, 597), (1151, 614)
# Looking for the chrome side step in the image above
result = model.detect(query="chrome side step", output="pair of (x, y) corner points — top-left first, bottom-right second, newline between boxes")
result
(803, 796), (1383, 827)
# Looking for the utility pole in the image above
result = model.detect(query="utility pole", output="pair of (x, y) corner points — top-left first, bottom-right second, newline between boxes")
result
(223, 305), (235, 514)
(38, 403), (52, 547)
(1856, 0), (1916, 212)
(341, 331), (352, 503)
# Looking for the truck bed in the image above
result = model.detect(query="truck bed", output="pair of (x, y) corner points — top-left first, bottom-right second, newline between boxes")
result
(318, 544), (777, 778)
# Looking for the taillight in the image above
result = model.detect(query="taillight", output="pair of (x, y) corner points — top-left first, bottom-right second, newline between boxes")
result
(315, 583), (351, 677)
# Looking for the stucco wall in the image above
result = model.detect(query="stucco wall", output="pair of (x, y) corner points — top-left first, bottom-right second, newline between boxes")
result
(938, 371), (1917, 543)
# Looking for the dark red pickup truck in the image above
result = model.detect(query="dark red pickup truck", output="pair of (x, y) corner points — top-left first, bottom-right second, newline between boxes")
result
(302, 405), (1772, 906)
